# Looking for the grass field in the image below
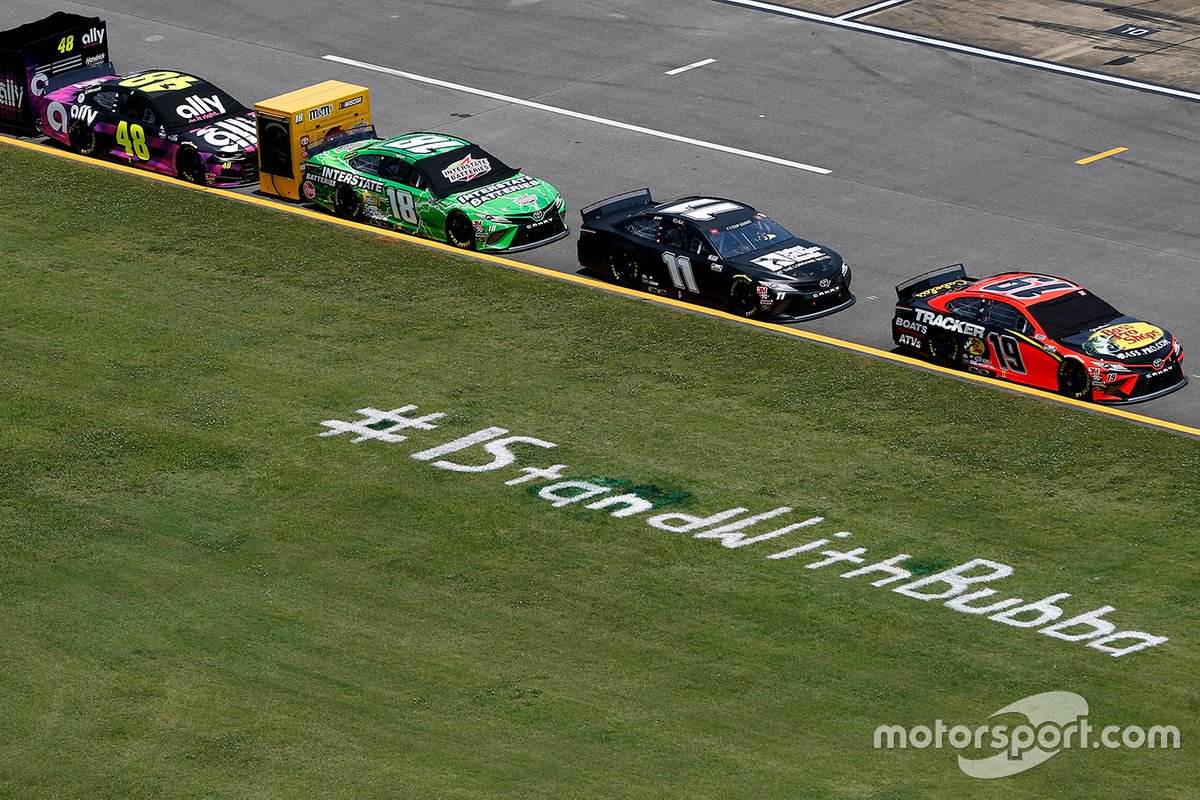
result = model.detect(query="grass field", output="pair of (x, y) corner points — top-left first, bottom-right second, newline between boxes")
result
(1, 146), (1197, 799)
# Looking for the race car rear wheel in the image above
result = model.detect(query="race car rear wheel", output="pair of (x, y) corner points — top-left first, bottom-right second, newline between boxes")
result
(728, 276), (760, 318)
(607, 248), (640, 288)
(334, 186), (363, 221)
(176, 147), (207, 185)
(1057, 359), (1093, 401)
(445, 213), (477, 250)
(67, 121), (97, 157)
(927, 330), (962, 367)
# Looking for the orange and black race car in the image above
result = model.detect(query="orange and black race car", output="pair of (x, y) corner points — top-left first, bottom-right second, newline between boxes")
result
(893, 265), (1187, 404)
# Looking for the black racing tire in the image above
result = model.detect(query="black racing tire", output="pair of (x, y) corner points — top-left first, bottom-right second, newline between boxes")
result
(728, 275), (760, 318)
(334, 185), (363, 221)
(927, 329), (962, 367)
(176, 146), (207, 185)
(1057, 359), (1093, 401)
(607, 248), (640, 289)
(445, 212), (476, 250)
(67, 121), (97, 157)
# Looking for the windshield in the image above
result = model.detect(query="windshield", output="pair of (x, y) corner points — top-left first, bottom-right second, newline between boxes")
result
(416, 145), (520, 199)
(706, 214), (793, 259)
(1027, 290), (1121, 339)
(158, 81), (247, 129)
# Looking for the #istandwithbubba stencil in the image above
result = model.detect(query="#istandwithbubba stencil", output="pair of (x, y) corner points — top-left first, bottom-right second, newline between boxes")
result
(320, 404), (1169, 659)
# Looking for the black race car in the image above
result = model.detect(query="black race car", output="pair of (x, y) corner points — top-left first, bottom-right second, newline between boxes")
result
(39, 69), (257, 186)
(577, 190), (853, 321)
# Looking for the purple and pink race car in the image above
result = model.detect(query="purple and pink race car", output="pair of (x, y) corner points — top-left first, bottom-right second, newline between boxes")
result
(39, 68), (257, 186)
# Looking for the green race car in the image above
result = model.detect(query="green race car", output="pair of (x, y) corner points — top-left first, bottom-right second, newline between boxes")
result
(300, 132), (568, 252)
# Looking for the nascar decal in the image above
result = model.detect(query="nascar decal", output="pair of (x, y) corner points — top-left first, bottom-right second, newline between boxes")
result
(455, 174), (541, 207)
(441, 153), (491, 183)
(914, 308), (986, 338)
(317, 401), (1170, 659)
(1083, 322), (1164, 358)
(194, 116), (257, 153)
(752, 245), (828, 272)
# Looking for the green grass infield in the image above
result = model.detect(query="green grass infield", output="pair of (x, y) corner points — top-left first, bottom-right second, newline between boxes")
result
(1, 148), (1196, 799)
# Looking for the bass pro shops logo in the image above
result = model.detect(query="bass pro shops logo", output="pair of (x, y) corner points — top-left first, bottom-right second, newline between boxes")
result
(1083, 322), (1164, 357)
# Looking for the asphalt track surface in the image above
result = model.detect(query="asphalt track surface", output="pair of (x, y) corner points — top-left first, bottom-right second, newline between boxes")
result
(8, 0), (1200, 431)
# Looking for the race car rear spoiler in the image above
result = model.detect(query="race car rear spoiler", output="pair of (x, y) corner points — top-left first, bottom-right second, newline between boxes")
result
(895, 264), (971, 300)
(580, 188), (654, 224)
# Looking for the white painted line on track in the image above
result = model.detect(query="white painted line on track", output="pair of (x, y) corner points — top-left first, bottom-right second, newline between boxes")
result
(665, 58), (717, 75)
(837, 0), (912, 20)
(714, 0), (1200, 103)
(322, 54), (832, 175)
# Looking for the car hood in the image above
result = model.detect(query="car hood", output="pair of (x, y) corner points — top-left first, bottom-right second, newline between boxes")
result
(175, 110), (257, 156)
(1058, 317), (1176, 364)
(732, 238), (843, 279)
(449, 174), (559, 216)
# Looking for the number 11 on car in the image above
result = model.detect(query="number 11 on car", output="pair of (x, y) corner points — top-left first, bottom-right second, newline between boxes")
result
(662, 252), (699, 293)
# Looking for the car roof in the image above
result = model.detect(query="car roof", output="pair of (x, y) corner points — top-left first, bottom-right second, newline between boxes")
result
(649, 197), (756, 224)
(118, 69), (207, 92)
(371, 133), (473, 162)
(962, 272), (1086, 306)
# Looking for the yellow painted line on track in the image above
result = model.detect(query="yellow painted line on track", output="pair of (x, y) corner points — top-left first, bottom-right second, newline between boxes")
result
(1076, 147), (1128, 165)
(4, 134), (1198, 439)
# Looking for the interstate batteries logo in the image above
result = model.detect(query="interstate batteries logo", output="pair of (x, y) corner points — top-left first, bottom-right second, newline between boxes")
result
(441, 153), (491, 183)
(1084, 322), (1163, 356)
(874, 691), (1180, 779)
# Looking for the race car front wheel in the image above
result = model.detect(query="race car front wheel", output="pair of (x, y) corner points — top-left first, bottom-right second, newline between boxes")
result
(176, 147), (207, 186)
(607, 248), (640, 289)
(334, 186), (362, 222)
(728, 276), (760, 318)
(1057, 359), (1093, 401)
(445, 213), (477, 250)
(927, 330), (962, 367)
(68, 121), (97, 157)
